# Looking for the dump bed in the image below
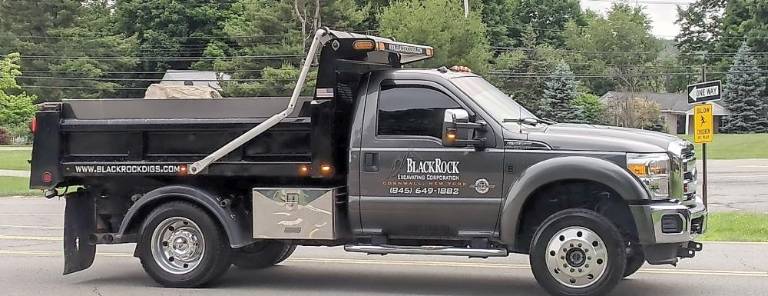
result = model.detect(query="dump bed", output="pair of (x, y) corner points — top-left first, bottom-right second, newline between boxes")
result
(29, 29), (436, 190)
(29, 97), (315, 189)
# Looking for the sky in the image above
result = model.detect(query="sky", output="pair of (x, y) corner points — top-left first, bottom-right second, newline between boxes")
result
(580, 0), (698, 39)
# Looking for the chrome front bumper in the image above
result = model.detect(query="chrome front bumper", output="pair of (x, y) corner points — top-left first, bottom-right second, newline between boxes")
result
(630, 196), (707, 244)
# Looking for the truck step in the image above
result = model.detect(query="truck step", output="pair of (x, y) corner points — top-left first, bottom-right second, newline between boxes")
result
(344, 244), (509, 258)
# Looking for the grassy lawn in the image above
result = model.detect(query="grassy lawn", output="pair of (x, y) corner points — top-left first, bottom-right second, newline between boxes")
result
(0, 177), (38, 196)
(679, 134), (768, 160)
(0, 149), (31, 170)
(700, 212), (768, 242)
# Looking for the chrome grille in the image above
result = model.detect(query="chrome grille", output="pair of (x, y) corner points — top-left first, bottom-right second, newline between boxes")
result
(681, 144), (696, 201)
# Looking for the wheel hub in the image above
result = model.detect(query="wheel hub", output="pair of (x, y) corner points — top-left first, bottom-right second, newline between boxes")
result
(150, 217), (206, 275)
(566, 248), (586, 267)
(545, 226), (609, 288)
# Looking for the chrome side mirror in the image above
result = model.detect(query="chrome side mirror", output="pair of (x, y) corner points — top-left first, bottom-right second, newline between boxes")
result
(442, 109), (485, 147)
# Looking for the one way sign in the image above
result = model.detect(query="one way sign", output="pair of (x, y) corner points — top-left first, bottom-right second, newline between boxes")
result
(687, 80), (721, 103)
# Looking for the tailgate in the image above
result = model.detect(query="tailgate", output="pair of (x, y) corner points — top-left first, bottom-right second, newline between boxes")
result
(29, 103), (63, 189)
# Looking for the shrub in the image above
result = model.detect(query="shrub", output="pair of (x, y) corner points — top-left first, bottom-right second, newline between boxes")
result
(0, 127), (11, 145)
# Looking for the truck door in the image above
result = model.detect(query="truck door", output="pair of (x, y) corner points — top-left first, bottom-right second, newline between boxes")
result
(357, 79), (505, 239)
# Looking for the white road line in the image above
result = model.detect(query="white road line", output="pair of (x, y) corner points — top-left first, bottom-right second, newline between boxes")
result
(0, 250), (766, 278)
(0, 235), (61, 241)
(710, 174), (768, 178)
(0, 224), (63, 230)
(0, 213), (62, 216)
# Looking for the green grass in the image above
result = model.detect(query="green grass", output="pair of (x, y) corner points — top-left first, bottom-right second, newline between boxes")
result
(0, 149), (31, 170)
(700, 212), (768, 242)
(679, 133), (768, 160)
(0, 177), (39, 196)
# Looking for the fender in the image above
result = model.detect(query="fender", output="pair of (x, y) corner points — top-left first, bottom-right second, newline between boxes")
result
(117, 185), (253, 248)
(499, 156), (650, 246)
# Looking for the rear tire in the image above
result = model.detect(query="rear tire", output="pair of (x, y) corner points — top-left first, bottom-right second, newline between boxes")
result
(137, 201), (232, 288)
(530, 209), (626, 296)
(232, 241), (295, 269)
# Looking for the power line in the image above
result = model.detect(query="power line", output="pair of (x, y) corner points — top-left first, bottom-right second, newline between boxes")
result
(17, 76), (297, 82)
(583, 0), (695, 5)
(4, 54), (304, 61)
(19, 85), (147, 90)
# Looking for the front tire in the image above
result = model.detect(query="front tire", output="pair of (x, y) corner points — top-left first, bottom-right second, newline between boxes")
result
(137, 201), (232, 288)
(623, 243), (645, 278)
(530, 209), (626, 296)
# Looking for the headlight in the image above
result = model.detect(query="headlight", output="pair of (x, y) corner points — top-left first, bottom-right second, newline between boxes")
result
(627, 153), (670, 199)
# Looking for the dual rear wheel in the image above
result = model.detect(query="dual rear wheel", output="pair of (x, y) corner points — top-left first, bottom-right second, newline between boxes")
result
(136, 201), (294, 287)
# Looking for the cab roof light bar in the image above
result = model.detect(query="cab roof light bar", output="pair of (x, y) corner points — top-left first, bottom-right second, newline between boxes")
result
(327, 30), (433, 65)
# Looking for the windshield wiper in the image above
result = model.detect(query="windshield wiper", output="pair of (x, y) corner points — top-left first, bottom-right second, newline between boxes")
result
(503, 117), (556, 126)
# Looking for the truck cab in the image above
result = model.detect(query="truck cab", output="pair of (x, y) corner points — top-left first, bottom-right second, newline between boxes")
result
(29, 29), (706, 296)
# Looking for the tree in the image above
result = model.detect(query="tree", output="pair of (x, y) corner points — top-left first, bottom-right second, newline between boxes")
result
(0, 53), (37, 138)
(603, 96), (663, 131)
(114, 0), (232, 72)
(509, 0), (583, 48)
(572, 93), (603, 124)
(481, 0), (517, 47)
(675, 0), (727, 67)
(378, 0), (491, 73)
(217, 0), (366, 96)
(541, 62), (580, 122)
(721, 43), (768, 133)
(564, 4), (662, 94)
(489, 43), (563, 115)
(0, 1), (138, 100)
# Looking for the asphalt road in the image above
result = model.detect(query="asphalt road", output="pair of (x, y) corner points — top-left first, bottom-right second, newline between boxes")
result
(0, 198), (767, 296)
(701, 159), (768, 213)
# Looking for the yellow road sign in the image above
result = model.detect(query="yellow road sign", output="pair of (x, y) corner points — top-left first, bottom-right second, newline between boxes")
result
(694, 103), (713, 143)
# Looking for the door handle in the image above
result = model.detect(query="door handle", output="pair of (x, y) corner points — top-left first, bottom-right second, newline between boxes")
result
(363, 152), (379, 172)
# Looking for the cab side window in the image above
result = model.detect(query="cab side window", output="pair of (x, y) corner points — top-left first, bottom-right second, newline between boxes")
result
(377, 84), (461, 139)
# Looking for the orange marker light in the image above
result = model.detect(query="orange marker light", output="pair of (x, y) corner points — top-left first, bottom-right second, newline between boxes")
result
(320, 164), (333, 176)
(178, 164), (188, 176)
(299, 165), (310, 176)
(450, 65), (472, 73)
(353, 40), (375, 51)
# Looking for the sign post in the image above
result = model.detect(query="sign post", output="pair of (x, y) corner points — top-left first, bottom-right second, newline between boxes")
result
(687, 80), (720, 209)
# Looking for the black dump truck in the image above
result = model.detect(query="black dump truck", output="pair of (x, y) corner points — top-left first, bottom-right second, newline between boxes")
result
(29, 29), (707, 296)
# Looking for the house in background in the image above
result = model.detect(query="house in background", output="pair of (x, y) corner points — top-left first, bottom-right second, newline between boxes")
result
(600, 92), (730, 134)
(160, 70), (231, 91)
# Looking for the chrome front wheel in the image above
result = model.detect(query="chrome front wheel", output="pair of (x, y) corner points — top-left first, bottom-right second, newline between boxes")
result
(530, 209), (626, 296)
(544, 226), (609, 288)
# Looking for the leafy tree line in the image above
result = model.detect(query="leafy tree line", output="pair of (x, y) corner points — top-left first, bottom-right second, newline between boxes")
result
(676, 0), (768, 133)
(1, 0), (767, 135)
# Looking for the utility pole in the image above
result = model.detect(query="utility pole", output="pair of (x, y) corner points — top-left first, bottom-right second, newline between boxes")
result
(464, 0), (469, 18)
(700, 56), (708, 209)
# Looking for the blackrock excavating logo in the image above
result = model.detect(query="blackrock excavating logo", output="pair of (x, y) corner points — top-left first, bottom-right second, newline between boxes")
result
(406, 157), (460, 174)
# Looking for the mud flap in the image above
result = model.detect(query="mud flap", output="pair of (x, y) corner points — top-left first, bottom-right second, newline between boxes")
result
(63, 191), (96, 275)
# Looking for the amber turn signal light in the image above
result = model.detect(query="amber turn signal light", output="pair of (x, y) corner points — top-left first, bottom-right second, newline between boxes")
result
(353, 40), (375, 51)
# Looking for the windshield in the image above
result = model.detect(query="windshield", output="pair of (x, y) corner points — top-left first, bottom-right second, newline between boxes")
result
(451, 76), (537, 123)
